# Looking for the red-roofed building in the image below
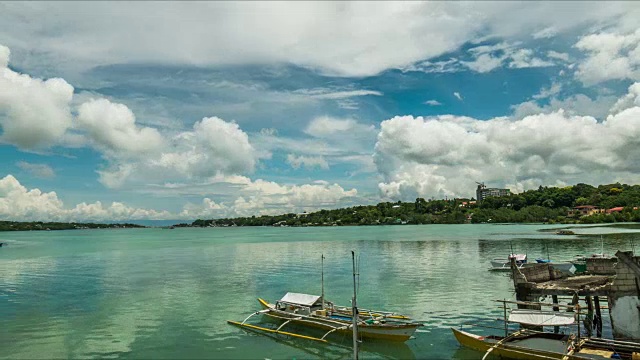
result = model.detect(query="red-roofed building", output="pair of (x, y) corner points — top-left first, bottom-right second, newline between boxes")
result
(606, 207), (625, 214)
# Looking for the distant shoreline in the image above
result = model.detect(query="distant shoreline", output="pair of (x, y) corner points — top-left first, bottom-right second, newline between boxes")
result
(0, 221), (145, 232)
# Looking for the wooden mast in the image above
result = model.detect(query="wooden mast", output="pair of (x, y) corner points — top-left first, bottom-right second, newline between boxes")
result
(351, 250), (359, 360)
(321, 254), (325, 310)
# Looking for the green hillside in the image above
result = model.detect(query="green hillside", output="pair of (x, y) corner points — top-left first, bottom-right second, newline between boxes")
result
(186, 182), (640, 227)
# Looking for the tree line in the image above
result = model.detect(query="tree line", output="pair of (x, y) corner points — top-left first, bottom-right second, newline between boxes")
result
(0, 221), (144, 232)
(185, 182), (640, 227)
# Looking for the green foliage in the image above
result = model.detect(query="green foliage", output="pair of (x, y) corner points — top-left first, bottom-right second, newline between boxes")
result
(0, 221), (144, 232)
(184, 182), (640, 227)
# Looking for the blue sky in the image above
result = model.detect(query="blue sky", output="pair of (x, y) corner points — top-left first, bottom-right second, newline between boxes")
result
(1, 2), (640, 221)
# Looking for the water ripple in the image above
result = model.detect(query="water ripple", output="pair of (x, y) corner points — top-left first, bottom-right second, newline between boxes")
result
(1, 225), (635, 359)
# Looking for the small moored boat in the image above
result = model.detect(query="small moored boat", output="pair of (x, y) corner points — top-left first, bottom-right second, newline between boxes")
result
(253, 292), (423, 342)
(453, 327), (640, 359)
(490, 254), (527, 271)
(227, 253), (422, 345)
(452, 300), (640, 359)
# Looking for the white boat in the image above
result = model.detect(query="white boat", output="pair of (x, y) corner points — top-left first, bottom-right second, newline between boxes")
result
(490, 254), (527, 271)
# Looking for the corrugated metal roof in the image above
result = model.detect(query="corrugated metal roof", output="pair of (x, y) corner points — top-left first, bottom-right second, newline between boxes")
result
(279, 292), (321, 306)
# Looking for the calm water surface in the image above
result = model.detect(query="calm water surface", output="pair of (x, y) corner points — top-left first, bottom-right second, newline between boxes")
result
(1, 224), (639, 359)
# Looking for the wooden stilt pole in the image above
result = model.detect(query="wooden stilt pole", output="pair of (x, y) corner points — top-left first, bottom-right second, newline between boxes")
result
(585, 296), (593, 337)
(594, 296), (602, 338)
(552, 295), (559, 334)
(321, 254), (325, 310)
(503, 299), (508, 337)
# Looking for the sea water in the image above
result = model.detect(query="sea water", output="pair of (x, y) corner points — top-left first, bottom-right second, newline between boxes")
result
(1, 224), (638, 359)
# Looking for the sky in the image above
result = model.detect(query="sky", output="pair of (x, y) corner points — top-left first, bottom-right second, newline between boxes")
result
(1, 1), (640, 222)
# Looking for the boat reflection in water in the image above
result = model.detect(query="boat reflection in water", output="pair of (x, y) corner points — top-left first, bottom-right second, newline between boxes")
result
(230, 322), (416, 360)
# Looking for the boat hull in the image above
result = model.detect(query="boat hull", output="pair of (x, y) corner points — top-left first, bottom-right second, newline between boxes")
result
(258, 298), (420, 342)
(451, 328), (602, 360)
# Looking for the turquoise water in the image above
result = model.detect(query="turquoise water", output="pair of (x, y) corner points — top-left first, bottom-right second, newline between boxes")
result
(1, 224), (639, 359)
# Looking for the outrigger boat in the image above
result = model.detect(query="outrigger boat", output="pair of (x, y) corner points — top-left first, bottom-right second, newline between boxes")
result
(490, 254), (528, 271)
(251, 292), (423, 342)
(453, 327), (640, 359)
(227, 253), (422, 344)
(452, 300), (640, 359)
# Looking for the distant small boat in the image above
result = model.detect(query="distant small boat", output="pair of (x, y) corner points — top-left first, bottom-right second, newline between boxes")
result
(555, 229), (575, 235)
(490, 254), (527, 271)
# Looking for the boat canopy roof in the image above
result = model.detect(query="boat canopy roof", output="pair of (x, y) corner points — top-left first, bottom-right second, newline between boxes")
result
(508, 254), (527, 261)
(279, 292), (322, 307)
(508, 309), (575, 326)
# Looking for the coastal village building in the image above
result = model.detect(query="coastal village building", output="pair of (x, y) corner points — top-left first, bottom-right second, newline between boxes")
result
(475, 183), (511, 202)
(568, 205), (604, 217)
(569, 205), (638, 217)
(459, 201), (477, 208)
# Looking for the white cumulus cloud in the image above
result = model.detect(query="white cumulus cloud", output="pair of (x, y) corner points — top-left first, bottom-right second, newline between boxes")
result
(0, 45), (74, 149)
(178, 176), (358, 219)
(0, 44), (258, 190)
(610, 82), (640, 114)
(179, 198), (227, 219)
(0, 174), (171, 221)
(575, 29), (640, 85)
(98, 116), (257, 188)
(374, 84), (640, 200)
(77, 98), (164, 157)
(0, 44), (9, 68)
